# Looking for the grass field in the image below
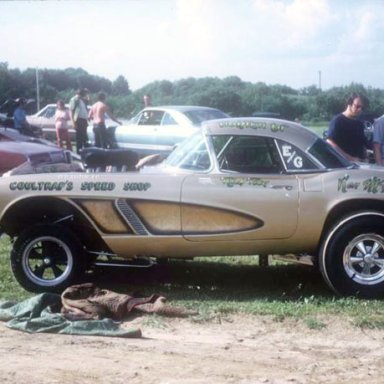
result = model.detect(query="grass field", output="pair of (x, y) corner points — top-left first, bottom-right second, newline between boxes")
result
(302, 121), (328, 137)
(2, 235), (384, 329)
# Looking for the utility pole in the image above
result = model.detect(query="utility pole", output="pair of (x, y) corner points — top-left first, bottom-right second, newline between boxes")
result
(318, 70), (322, 91)
(35, 67), (40, 112)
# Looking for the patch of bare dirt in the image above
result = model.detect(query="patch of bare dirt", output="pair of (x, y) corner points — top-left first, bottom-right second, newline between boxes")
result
(1, 314), (384, 384)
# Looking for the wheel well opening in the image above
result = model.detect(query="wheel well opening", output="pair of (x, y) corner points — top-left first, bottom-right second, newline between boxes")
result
(0, 197), (108, 252)
(320, 199), (384, 246)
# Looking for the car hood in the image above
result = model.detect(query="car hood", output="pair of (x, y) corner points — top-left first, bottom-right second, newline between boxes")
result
(0, 141), (63, 155)
(0, 128), (56, 146)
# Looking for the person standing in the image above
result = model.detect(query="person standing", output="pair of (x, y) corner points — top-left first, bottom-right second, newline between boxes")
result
(13, 98), (32, 135)
(143, 94), (151, 107)
(69, 88), (89, 153)
(54, 100), (72, 151)
(88, 92), (121, 148)
(326, 93), (368, 162)
(373, 114), (384, 165)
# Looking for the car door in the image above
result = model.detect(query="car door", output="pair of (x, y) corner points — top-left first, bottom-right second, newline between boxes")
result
(180, 135), (299, 241)
(30, 105), (56, 130)
(113, 109), (160, 155)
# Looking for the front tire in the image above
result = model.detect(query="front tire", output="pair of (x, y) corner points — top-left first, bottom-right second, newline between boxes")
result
(11, 224), (85, 293)
(319, 213), (384, 298)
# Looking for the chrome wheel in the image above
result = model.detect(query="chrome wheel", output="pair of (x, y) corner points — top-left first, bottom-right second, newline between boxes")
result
(343, 234), (384, 285)
(21, 236), (74, 287)
(319, 213), (384, 298)
(11, 224), (84, 292)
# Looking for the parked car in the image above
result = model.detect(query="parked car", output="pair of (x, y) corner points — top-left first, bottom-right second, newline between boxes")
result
(27, 104), (121, 143)
(0, 125), (79, 175)
(27, 104), (228, 156)
(0, 112), (14, 129)
(1, 109), (42, 138)
(0, 137), (72, 175)
(358, 113), (377, 146)
(0, 126), (57, 147)
(0, 98), (36, 118)
(27, 104), (74, 141)
(3, 117), (384, 298)
(104, 105), (229, 156)
(3, 99), (114, 143)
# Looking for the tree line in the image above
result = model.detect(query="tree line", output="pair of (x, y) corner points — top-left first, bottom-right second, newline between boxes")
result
(1, 62), (383, 122)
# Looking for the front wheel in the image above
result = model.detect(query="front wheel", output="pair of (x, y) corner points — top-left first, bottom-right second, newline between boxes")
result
(11, 224), (85, 292)
(319, 213), (384, 298)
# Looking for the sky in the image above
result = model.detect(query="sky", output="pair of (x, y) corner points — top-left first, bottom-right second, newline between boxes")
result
(1, 0), (384, 91)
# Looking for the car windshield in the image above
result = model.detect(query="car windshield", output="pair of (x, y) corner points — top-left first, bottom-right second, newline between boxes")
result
(183, 109), (228, 126)
(164, 132), (210, 170)
(308, 138), (351, 169)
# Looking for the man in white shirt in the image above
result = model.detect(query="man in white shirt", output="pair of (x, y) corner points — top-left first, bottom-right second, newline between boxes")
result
(69, 88), (89, 153)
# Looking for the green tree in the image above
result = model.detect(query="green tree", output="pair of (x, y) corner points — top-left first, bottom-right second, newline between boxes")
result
(2, 63), (384, 121)
(112, 75), (131, 96)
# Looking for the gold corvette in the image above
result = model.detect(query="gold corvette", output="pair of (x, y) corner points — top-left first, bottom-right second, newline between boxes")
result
(1, 117), (384, 298)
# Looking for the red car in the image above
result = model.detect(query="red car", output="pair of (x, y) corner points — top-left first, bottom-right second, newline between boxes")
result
(0, 126), (71, 175)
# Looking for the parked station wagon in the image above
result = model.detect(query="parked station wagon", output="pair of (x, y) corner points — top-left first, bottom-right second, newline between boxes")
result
(2, 117), (384, 298)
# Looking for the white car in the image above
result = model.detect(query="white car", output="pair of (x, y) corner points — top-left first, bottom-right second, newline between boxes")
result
(27, 104), (70, 140)
(109, 106), (229, 156)
(26, 104), (118, 143)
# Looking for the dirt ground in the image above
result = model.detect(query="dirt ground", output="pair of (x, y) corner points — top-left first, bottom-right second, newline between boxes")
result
(1, 313), (384, 384)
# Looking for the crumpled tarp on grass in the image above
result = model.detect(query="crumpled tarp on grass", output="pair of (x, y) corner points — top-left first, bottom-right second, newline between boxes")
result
(0, 293), (142, 338)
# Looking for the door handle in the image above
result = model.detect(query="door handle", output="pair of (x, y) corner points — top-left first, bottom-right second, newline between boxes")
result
(271, 185), (293, 191)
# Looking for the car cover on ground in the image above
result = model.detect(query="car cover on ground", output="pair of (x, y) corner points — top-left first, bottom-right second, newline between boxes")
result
(0, 283), (197, 338)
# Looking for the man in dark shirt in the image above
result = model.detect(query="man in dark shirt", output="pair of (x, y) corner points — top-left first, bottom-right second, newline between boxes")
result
(327, 93), (368, 162)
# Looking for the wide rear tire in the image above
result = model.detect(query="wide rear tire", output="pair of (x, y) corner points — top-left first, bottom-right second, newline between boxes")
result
(319, 213), (384, 298)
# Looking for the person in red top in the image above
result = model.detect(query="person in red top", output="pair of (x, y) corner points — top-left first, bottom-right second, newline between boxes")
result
(54, 100), (72, 151)
(88, 92), (122, 148)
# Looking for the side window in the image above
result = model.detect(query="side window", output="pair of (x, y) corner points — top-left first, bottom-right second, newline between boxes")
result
(138, 111), (164, 125)
(216, 136), (281, 174)
(308, 138), (349, 169)
(276, 140), (318, 171)
(162, 112), (177, 125)
(47, 107), (56, 118)
(40, 107), (56, 118)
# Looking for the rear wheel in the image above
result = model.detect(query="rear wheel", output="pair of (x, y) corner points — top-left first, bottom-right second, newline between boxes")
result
(11, 224), (85, 292)
(319, 214), (384, 298)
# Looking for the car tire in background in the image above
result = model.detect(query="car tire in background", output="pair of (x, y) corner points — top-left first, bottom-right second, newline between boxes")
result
(11, 224), (85, 292)
(319, 212), (384, 299)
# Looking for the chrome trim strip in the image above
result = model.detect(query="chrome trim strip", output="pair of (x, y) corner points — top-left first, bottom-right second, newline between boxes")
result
(116, 199), (149, 235)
